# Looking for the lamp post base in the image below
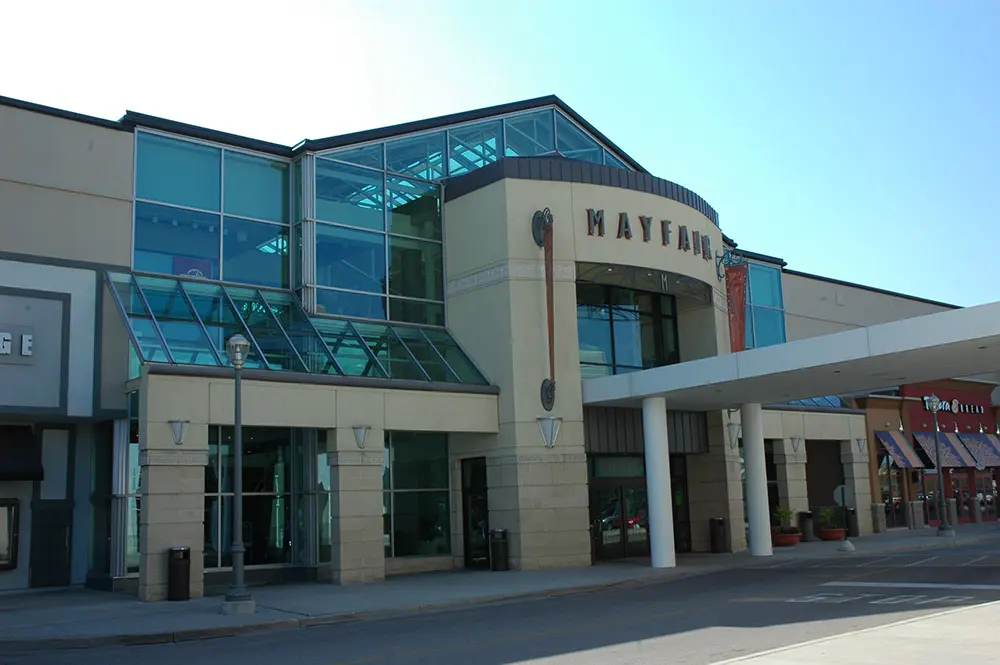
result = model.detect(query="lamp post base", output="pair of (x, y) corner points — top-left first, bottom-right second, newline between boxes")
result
(221, 598), (256, 615)
(936, 525), (956, 537)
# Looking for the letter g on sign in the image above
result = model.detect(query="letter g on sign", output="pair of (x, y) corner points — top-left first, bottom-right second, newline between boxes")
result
(0, 333), (10, 355)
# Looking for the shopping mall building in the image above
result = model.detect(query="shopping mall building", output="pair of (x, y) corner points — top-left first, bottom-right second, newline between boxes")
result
(1, 93), (998, 599)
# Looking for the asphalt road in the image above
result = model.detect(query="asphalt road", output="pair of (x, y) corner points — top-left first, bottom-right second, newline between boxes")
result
(8, 543), (1000, 665)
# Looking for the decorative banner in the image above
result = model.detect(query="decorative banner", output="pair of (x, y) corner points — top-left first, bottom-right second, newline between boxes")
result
(725, 264), (748, 353)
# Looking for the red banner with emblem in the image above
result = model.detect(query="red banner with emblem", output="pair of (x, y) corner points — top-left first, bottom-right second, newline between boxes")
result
(725, 264), (748, 353)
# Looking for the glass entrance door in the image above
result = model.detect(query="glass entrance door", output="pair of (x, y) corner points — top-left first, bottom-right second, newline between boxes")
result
(953, 471), (975, 523)
(590, 484), (651, 561)
(975, 470), (998, 521)
(461, 458), (489, 569)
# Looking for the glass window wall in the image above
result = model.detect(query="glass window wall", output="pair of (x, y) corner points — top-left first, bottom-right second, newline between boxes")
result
(555, 112), (603, 164)
(386, 133), (445, 180)
(104, 271), (486, 385)
(134, 132), (290, 289)
(577, 284), (679, 378)
(744, 263), (787, 348)
(204, 426), (296, 569)
(448, 121), (501, 176)
(383, 433), (450, 557)
(504, 109), (556, 157)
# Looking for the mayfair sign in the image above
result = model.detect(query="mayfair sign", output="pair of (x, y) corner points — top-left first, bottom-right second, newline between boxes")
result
(922, 396), (986, 415)
(585, 209), (723, 280)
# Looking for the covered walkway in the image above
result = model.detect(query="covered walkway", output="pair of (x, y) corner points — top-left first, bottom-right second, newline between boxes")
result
(582, 300), (1000, 567)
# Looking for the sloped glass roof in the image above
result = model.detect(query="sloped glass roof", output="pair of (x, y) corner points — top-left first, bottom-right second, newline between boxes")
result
(781, 395), (850, 409)
(105, 271), (489, 386)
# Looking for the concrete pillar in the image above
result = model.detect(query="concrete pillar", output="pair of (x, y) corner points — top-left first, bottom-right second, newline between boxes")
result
(642, 397), (675, 568)
(137, 373), (209, 602)
(946, 498), (959, 527)
(871, 503), (888, 533)
(840, 440), (874, 535)
(324, 427), (385, 584)
(686, 410), (746, 553)
(741, 403), (772, 557)
(907, 500), (926, 529)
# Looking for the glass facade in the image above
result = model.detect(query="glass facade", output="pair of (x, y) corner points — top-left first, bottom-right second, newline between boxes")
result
(104, 271), (487, 385)
(204, 426), (296, 569)
(134, 132), (290, 289)
(576, 284), (680, 378)
(382, 433), (450, 557)
(744, 263), (786, 348)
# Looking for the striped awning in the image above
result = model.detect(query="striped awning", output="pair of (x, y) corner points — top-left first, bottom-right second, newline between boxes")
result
(914, 432), (978, 468)
(959, 433), (1000, 469)
(874, 430), (924, 468)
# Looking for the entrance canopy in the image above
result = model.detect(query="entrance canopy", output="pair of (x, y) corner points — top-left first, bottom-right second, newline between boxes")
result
(582, 300), (1000, 411)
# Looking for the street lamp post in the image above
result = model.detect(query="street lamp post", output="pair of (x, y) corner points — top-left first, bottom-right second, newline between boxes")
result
(925, 394), (955, 537)
(222, 334), (255, 615)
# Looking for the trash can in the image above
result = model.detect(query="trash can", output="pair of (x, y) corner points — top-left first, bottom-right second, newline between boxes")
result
(847, 508), (860, 538)
(489, 528), (509, 571)
(709, 517), (727, 553)
(167, 546), (191, 601)
(798, 511), (816, 542)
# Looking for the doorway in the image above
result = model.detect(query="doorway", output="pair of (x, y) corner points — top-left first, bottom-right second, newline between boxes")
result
(590, 483), (650, 561)
(29, 502), (72, 588)
(461, 457), (489, 569)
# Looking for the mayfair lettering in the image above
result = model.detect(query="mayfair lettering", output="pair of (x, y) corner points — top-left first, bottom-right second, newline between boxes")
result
(617, 212), (632, 240)
(922, 396), (985, 415)
(585, 209), (714, 263)
(586, 208), (605, 237)
(0, 332), (33, 357)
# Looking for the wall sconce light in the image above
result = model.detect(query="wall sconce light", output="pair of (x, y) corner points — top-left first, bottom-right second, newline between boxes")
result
(856, 437), (868, 455)
(537, 416), (562, 448)
(353, 425), (370, 450)
(726, 422), (742, 450)
(898, 420), (904, 433)
(996, 422), (1000, 437)
(979, 424), (985, 434)
(954, 422), (959, 434)
(167, 420), (189, 446)
(790, 437), (804, 453)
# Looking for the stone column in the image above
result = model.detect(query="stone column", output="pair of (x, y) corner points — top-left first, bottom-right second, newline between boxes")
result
(642, 397), (675, 569)
(774, 438), (809, 515)
(137, 372), (209, 602)
(742, 403), (772, 557)
(324, 427), (386, 584)
(946, 498), (959, 528)
(686, 411), (745, 552)
(908, 500), (926, 529)
(871, 503), (888, 533)
(840, 440), (874, 535)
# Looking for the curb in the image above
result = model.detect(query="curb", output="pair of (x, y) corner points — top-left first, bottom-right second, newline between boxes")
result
(0, 567), (721, 652)
(4, 531), (997, 652)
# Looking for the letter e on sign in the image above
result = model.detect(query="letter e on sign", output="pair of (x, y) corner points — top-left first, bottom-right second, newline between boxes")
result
(21, 334), (33, 357)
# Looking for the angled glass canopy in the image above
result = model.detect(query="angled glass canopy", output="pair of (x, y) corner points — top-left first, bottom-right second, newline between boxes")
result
(105, 271), (489, 386)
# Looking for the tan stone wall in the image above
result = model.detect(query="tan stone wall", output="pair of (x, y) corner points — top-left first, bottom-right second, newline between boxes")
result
(0, 104), (133, 266)
(444, 178), (725, 567)
(687, 411), (745, 552)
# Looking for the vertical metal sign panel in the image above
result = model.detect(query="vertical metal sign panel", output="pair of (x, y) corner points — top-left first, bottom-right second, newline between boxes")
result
(110, 418), (129, 578)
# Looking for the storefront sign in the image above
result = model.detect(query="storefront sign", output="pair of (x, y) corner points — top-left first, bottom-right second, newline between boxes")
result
(585, 209), (714, 264)
(922, 396), (985, 415)
(0, 325), (34, 366)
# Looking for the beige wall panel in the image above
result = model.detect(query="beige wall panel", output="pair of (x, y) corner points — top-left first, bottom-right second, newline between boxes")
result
(676, 301), (719, 361)
(0, 105), (133, 201)
(0, 180), (132, 265)
(443, 180), (510, 277)
(383, 391), (498, 432)
(782, 272), (953, 342)
(207, 380), (337, 428)
(100, 287), (130, 411)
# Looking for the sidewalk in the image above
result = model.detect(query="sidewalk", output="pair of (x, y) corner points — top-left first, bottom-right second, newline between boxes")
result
(715, 599), (1000, 664)
(1, 523), (996, 651)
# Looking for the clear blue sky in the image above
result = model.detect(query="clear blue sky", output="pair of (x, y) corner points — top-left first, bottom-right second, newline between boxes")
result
(4, 1), (997, 306)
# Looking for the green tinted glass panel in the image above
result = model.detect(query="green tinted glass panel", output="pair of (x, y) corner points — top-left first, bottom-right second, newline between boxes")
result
(315, 159), (384, 231)
(389, 432), (449, 489)
(179, 281), (266, 370)
(504, 109), (555, 157)
(310, 318), (386, 378)
(136, 132), (221, 211)
(129, 316), (170, 363)
(388, 298), (444, 326)
(351, 322), (425, 381)
(604, 151), (628, 169)
(386, 133), (445, 180)
(133, 276), (220, 366)
(223, 152), (289, 223)
(449, 121), (501, 176)
(555, 112), (603, 164)
(421, 328), (486, 384)
(107, 273), (149, 316)
(328, 144), (383, 170)
(222, 218), (289, 289)
(259, 291), (338, 374)
(388, 235), (443, 301)
(387, 177), (441, 241)
(225, 287), (306, 372)
(391, 326), (458, 383)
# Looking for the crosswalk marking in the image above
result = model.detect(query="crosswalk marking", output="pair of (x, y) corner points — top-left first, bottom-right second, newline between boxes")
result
(824, 580), (1000, 591)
